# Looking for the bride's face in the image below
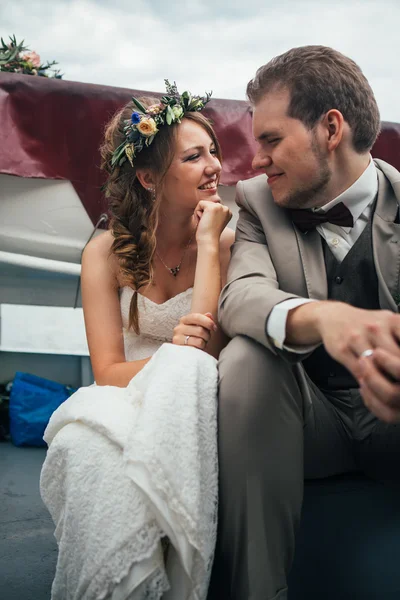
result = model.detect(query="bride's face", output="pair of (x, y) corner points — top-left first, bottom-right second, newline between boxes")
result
(161, 119), (222, 211)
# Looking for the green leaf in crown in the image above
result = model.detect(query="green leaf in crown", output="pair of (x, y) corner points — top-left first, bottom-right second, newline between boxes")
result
(132, 97), (147, 114)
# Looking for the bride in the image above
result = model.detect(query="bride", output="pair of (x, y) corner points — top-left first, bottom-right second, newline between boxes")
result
(40, 81), (234, 600)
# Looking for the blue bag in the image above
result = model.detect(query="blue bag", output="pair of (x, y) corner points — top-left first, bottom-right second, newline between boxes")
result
(9, 372), (75, 447)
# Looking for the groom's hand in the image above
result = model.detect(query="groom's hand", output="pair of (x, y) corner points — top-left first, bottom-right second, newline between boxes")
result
(358, 348), (400, 423)
(316, 302), (400, 423)
(287, 301), (400, 422)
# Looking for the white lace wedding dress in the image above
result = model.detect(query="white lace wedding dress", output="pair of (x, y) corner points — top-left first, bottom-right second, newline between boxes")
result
(40, 287), (219, 600)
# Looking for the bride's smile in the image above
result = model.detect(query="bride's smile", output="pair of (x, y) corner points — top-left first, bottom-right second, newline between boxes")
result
(159, 118), (222, 212)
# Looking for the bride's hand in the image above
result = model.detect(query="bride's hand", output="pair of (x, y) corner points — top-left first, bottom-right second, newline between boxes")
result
(194, 200), (231, 246)
(172, 312), (217, 350)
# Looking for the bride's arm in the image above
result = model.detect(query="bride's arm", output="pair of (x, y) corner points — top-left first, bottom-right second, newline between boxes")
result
(81, 231), (151, 387)
(177, 200), (233, 359)
(190, 228), (235, 359)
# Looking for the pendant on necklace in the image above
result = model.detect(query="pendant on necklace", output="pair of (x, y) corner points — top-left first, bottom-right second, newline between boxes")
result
(170, 266), (180, 277)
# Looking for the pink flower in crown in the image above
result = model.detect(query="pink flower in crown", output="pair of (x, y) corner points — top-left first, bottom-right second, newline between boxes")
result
(146, 103), (164, 115)
(21, 51), (41, 68)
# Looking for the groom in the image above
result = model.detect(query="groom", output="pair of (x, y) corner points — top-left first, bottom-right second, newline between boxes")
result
(209, 46), (400, 599)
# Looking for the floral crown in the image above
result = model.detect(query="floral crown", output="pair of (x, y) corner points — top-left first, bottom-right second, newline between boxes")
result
(111, 80), (212, 171)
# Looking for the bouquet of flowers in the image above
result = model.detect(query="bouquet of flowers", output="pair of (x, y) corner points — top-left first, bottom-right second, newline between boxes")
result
(0, 34), (62, 78)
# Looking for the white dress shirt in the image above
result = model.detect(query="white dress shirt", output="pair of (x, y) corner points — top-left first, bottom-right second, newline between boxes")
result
(267, 158), (379, 353)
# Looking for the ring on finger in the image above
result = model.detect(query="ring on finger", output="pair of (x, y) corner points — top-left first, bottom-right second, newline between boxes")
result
(184, 335), (190, 346)
(360, 348), (374, 359)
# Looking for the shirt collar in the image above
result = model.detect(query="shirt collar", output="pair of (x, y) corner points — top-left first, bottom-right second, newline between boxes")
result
(316, 158), (378, 232)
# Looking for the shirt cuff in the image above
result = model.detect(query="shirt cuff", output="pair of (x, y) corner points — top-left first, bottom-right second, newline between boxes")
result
(266, 298), (320, 354)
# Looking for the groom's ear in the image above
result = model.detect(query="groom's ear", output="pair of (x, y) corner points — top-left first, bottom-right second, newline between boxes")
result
(322, 109), (345, 152)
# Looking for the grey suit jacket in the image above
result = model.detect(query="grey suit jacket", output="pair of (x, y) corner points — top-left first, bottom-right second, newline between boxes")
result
(219, 159), (400, 359)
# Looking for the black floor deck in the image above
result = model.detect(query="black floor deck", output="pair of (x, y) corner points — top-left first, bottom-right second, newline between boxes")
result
(2, 441), (400, 600)
(0, 442), (56, 600)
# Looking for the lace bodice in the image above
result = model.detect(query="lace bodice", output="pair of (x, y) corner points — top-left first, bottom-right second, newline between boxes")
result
(120, 286), (193, 360)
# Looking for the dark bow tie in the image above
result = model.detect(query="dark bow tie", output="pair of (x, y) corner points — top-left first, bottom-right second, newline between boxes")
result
(290, 202), (354, 233)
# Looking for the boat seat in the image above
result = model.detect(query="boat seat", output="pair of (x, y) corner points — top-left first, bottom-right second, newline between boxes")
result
(0, 303), (93, 386)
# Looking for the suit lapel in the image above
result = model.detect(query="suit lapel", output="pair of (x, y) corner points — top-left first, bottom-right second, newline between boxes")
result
(372, 168), (400, 311)
(293, 226), (328, 300)
(263, 193), (327, 298)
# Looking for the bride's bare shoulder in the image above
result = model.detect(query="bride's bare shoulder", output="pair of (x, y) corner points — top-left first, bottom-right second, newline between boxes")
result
(82, 230), (120, 281)
(84, 229), (113, 255)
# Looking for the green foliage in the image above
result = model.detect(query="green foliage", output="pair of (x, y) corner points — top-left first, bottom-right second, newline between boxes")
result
(132, 97), (147, 114)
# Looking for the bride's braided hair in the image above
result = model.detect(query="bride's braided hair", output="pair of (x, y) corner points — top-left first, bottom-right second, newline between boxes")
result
(100, 97), (222, 334)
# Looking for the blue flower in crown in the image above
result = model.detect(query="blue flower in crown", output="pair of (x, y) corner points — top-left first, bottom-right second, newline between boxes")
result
(131, 112), (141, 124)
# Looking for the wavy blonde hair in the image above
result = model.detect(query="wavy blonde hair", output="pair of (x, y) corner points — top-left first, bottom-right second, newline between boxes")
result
(100, 97), (222, 334)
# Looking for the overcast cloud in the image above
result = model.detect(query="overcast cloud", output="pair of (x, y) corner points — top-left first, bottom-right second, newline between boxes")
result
(2, 0), (400, 122)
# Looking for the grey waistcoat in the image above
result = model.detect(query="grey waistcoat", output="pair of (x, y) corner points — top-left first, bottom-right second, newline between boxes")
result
(303, 218), (380, 390)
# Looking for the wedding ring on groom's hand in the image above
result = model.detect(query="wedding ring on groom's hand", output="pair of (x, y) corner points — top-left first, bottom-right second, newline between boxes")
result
(360, 349), (374, 358)
(184, 335), (190, 346)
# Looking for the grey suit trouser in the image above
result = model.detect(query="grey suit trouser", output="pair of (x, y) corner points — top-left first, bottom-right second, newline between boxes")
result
(208, 336), (400, 600)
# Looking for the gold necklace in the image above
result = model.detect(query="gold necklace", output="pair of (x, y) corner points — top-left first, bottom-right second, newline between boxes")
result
(156, 232), (194, 277)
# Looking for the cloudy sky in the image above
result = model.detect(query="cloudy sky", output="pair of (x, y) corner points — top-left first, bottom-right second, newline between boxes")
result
(2, 0), (400, 122)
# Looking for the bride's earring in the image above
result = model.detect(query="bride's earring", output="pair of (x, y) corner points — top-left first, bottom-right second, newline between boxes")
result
(147, 187), (156, 202)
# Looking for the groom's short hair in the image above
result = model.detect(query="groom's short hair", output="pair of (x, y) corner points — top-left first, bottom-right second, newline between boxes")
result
(247, 45), (381, 154)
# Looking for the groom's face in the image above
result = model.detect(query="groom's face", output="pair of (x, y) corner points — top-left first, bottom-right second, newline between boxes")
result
(252, 87), (331, 209)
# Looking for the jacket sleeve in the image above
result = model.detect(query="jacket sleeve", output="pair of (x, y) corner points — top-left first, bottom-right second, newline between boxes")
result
(218, 180), (308, 362)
